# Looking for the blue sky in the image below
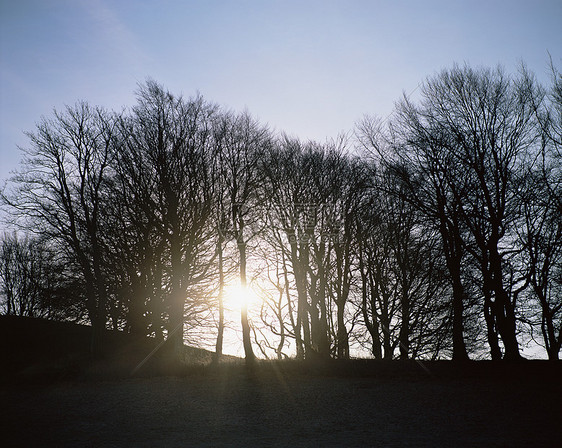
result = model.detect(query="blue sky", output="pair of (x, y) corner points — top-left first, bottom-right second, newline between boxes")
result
(1, 0), (561, 183)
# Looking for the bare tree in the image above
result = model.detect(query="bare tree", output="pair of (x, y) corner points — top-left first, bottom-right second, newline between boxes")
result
(2, 65), (558, 363)
(129, 81), (217, 362)
(261, 138), (311, 358)
(0, 233), (82, 320)
(3, 103), (118, 354)
(369, 111), (472, 361)
(390, 65), (539, 359)
(515, 159), (562, 359)
(212, 111), (271, 364)
(104, 109), (169, 338)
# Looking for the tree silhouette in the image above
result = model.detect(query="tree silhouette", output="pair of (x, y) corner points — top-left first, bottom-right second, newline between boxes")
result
(1, 63), (560, 361)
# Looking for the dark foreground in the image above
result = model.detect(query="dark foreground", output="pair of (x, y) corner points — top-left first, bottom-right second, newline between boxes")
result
(1, 361), (561, 448)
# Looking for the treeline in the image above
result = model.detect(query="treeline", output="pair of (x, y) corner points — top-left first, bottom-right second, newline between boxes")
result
(1, 63), (561, 361)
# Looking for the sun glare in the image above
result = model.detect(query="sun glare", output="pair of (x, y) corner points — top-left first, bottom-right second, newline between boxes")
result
(223, 284), (261, 311)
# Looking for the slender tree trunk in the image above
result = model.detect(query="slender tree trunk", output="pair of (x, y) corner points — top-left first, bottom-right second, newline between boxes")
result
(538, 293), (561, 361)
(152, 243), (165, 342)
(381, 302), (392, 360)
(359, 252), (382, 358)
(498, 291), (522, 360)
(484, 293), (502, 360)
(336, 298), (349, 359)
(276, 288), (285, 359)
(282, 254), (304, 359)
(480, 254), (502, 360)
(239, 242), (255, 364)
(289, 233), (311, 358)
(91, 231), (109, 355)
(318, 286), (330, 357)
(489, 247), (521, 360)
(451, 275), (469, 361)
(367, 270), (383, 359)
(541, 314), (560, 360)
(399, 295), (410, 360)
(214, 234), (225, 363)
(128, 276), (145, 336)
(439, 218), (469, 361)
(311, 245), (330, 358)
(370, 312), (382, 359)
(168, 230), (185, 364)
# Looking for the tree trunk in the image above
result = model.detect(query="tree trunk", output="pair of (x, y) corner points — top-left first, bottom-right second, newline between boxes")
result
(128, 276), (146, 336)
(451, 276), (469, 361)
(399, 294), (409, 360)
(439, 218), (469, 361)
(91, 231), (109, 354)
(283, 255), (304, 359)
(360, 264), (383, 359)
(214, 234), (225, 363)
(239, 242), (255, 364)
(484, 294), (502, 360)
(336, 298), (349, 359)
(381, 304), (393, 360)
(151, 244), (165, 342)
(289, 232), (311, 358)
(310, 243), (330, 359)
(168, 229), (185, 364)
(489, 248), (521, 360)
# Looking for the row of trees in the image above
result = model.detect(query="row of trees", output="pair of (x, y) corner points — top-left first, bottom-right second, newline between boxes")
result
(1, 63), (561, 361)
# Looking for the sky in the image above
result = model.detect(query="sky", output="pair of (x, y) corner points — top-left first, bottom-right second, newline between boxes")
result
(0, 0), (561, 184)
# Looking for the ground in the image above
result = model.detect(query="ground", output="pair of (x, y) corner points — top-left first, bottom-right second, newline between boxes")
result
(1, 317), (560, 447)
(1, 363), (561, 447)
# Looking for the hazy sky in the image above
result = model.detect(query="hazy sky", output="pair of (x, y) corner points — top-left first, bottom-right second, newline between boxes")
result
(1, 0), (561, 183)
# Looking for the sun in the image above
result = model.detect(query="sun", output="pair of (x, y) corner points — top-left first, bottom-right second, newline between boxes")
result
(223, 283), (261, 311)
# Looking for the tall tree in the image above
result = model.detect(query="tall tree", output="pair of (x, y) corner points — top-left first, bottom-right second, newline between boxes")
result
(0, 233), (83, 320)
(357, 117), (470, 360)
(391, 65), (538, 359)
(129, 81), (216, 361)
(517, 169), (562, 360)
(210, 110), (271, 363)
(106, 109), (167, 338)
(3, 103), (118, 354)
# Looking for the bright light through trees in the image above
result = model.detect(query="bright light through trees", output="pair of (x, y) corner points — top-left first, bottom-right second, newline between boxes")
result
(223, 283), (262, 312)
(2, 63), (561, 362)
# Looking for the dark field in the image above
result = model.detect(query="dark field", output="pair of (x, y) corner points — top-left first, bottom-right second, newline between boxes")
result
(1, 316), (561, 447)
(2, 362), (561, 448)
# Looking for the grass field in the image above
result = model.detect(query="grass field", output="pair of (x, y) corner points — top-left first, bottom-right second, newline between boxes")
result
(1, 316), (560, 447)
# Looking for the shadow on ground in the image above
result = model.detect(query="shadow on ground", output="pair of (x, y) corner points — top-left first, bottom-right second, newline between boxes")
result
(1, 316), (561, 447)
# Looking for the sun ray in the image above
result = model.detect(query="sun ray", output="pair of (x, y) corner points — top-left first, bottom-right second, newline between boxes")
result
(223, 283), (261, 311)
